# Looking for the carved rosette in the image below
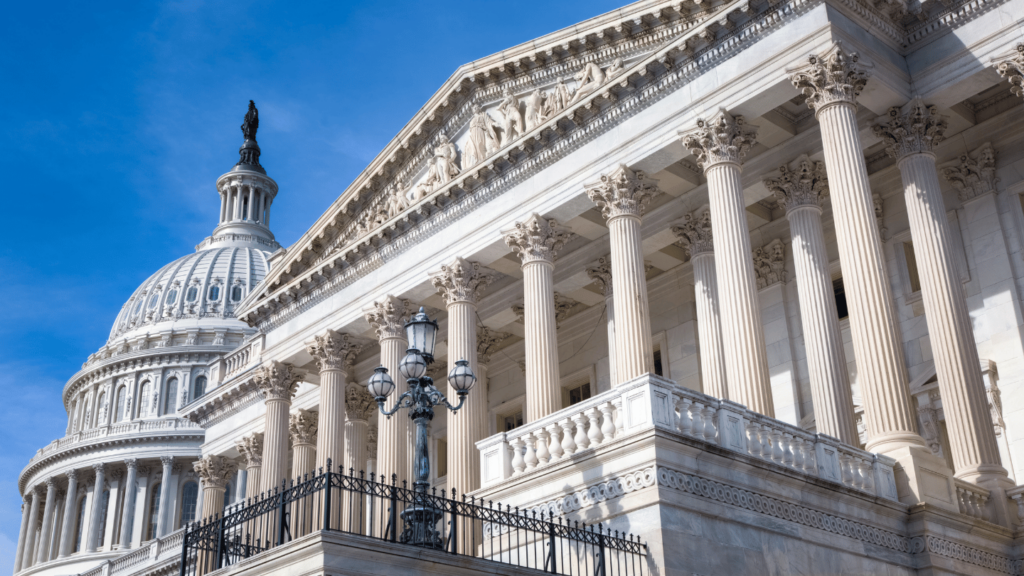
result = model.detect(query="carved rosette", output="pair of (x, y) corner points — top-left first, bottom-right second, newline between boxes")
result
(789, 44), (869, 113)
(585, 257), (614, 297)
(994, 44), (1024, 99)
(236, 433), (264, 468)
(345, 385), (377, 422)
(477, 326), (512, 365)
(872, 100), (948, 160)
(753, 239), (787, 290)
(253, 361), (304, 402)
(503, 214), (574, 265)
(585, 164), (660, 220)
(364, 296), (411, 341)
(940, 143), (998, 203)
(289, 409), (319, 446)
(681, 111), (759, 170)
(671, 211), (714, 258)
(193, 455), (237, 490)
(763, 155), (829, 213)
(431, 257), (499, 306)
(305, 330), (358, 373)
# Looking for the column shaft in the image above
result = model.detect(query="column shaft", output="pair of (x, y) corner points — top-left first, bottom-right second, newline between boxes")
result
(446, 300), (480, 496)
(117, 463), (138, 550)
(608, 214), (654, 382)
(247, 186), (255, 220)
(21, 490), (41, 570)
(341, 418), (368, 531)
(86, 465), (106, 552)
(691, 253), (728, 399)
(156, 458), (174, 537)
(605, 295), (617, 386)
(14, 495), (33, 572)
(378, 336), (408, 483)
(523, 260), (561, 420)
(261, 398), (291, 492)
(36, 481), (57, 563)
(316, 369), (346, 472)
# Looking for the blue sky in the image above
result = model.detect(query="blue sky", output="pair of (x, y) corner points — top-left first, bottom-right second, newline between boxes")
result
(0, 0), (626, 568)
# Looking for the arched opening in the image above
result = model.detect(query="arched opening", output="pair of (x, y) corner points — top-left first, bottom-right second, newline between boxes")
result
(96, 391), (107, 426)
(164, 378), (178, 415)
(231, 285), (243, 302)
(179, 481), (199, 527)
(146, 482), (161, 541)
(192, 376), (207, 400)
(114, 386), (126, 423)
(137, 382), (151, 419)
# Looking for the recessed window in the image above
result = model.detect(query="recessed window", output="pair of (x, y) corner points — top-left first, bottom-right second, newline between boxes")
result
(231, 285), (243, 302)
(568, 382), (592, 406)
(653, 349), (664, 377)
(148, 293), (159, 310)
(902, 242), (922, 293)
(180, 482), (198, 526)
(164, 378), (178, 415)
(193, 375), (207, 400)
(208, 285), (220, 301)
(134, 297), (145, 315)
(503, 411), (523, 432)
(114, 386), (126, 423)
(147, 482), (161, 540)
(186, 286), (198, 302)
(165, 289), (178, 305)
(833, 278), (849, 320)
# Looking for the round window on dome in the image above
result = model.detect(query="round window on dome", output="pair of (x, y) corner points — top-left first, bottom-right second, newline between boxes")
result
(209, 285), (220, 301)
(186, 286), (198, 302)
(165, 289), (178, 305)
(231, 285), (243, 302)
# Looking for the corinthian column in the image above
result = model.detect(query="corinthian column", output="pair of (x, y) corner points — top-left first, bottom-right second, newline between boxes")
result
(586, 258), (617, 386)
(431, 257), (498, 497)
(155, 456), (174, 537)
(874, 101), (1009, 487)
(343, 387), (374, 475)
(253, 361), (303, 492)
(995, 44), (1024, 99)
(764, 156), (858, 444)
(116, 460), (137, 550)
(682, 111), (774, 416)
(21, 488), (42, 569)
(57, 470), (78, 558)
(235, 433), (264, 499)
(672, 211), (728, 399)
(306, 331), (358, 475)
(364, 296), (412, 483)
(85, 464), (105, 553)
(14, 495), (33, 572)
(193, 455), (236, 522)
(503, 215), (574, 421)
(585, 165), (659, 384)
(289, 410), (317, 537)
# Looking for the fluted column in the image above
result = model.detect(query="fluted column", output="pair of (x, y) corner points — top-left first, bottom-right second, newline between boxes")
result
(289, 410), (318, 537)
(14, 494), (33, 572)
(306, 332), (361, 477)
(343, 388), (374, 475)
(116, 460), (138, 550)
(682, 111), (773, 416)
(235, 433), (264, 499)
(790, 45), (926, 455)
(995, 44), (1024, 100)
(57, 471), (78, 557)
(763, 156), (858, 444)
(253, 361), (303, 492)
(504, 214), (574, 421)
(35, 478), (57, 562)
(672, 211), (728, 399)
(431, 258), (499, 497)
(194, 455), (236, 522)
(586, 165), (659, 384)
(365, 296), (412, 483)
(874, 100), (1008, 486)
(22, 488), (42, 570)
(85, 464), (106, 552)
(152, 457), (173, 537)
(586, 258), (618, 386)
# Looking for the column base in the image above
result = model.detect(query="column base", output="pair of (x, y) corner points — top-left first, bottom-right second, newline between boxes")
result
(885, 444), (958, 513)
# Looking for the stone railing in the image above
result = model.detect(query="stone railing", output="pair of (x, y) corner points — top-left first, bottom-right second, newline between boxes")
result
(955, 478), (991, 521)
(79, 528), (185, 576)
(478, 375), (899, 502)
(219, 336), (263, 384)
(32, 419), (202, 463)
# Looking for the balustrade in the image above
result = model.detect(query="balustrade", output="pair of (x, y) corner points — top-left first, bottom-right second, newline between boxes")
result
(954, 479), (991, 521)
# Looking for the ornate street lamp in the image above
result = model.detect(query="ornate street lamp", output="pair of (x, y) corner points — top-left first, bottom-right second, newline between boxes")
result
(367, 307), (476, 548)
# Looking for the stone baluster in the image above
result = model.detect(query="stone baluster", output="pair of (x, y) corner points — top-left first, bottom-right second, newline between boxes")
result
(365, 296), (412, 483)
(252, 361), (303, 492)
(672, 212), (728, 399)
(689, 402), (705, 437)
(746, 422), (761, 458)
(585, 165), (660, 383)
(600, 402), (616, 440)
(560, 419), (577, 455)
(682, 112), (774, 416)
(677, 396), (693, 434)
(532, 428), (549, 464)
(764, 157), (858, 444)
(546, 424), (564, 461)
(994, 44), (1024, 100)
(572, 413), (590, 451)
(701, 404), (717, 442)
(586, 407), (605, 446)
(523, 434), (539, 469)
(503, 215), (573, 421)
(511, 438), (526, 473)
(116, 461), (137, 550)
(586, 258), (617, 386)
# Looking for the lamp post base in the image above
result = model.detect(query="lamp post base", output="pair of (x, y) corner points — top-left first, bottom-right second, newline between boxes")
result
(399, 504), (444, 548)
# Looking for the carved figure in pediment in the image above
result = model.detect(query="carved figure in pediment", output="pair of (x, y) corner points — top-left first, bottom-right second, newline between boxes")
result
(568, 62), (605, 106)
(605, 57), (625, 78)
(549, 79), (572, 115)
(465, 104), (500, 169)
(386, 186), (409, 217)
(497, 89), (525, 146)
(524, 89), (547, 131)
(430, 132), (460, 187)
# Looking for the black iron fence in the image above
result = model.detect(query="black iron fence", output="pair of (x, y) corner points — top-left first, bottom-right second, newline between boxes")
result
(180, 461), (647, 576)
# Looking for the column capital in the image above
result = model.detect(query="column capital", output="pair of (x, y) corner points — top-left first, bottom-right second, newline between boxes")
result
(753, 239), (787, 290)
(91, 463), (106, 476)
(236, 433), (264, 468)
(872, 99), (948, 160)
(940, 142), (998, 203)
(289, 409), (319, 446)
(364, 296), (411, 340)
(994, 44), (1024, 99)
(477, 326), (512, 365)
(789, 43), (870, 113)
(503, 214), (573, 265)
(159, 456), (174, 468)
(763, 155), (829, 212)
(671, 211), (714, 258)
(585, 257), (614, 297)
(65, 469), (78, 483)
(430, 257), (499, 306)
(193, 455), (236, 490)
(345, 384), (377, 422)
(306, 330), (358, 373)
(681, 110), (758, 170)
(253, 360), (304, 401)
(124, 458), (138, 472)
(584, 164), (660, 220)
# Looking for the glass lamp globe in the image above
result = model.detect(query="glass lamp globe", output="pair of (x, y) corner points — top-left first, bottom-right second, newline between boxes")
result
(447, 359), (477, 394)
(405, 307), (439, 362)
(399, 350), (428, 380)
(367, 366), (395, 398)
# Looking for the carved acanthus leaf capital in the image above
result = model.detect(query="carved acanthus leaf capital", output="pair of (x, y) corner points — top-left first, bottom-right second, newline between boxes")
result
(66, 469), (78, 483)
(940, 143), (998, 203)
(431, 257), (499, 305)
(763, 155), (828, 212)
(477, 326), (512, 365)
(671, 211), (714, 258)
(364, 296), (411, 341)
(753, 239), (787, 289)
(585, 164), (661, 220)
(193, 455), (237, 490)
(253, 360), (304, 401)
(289, 409), (319, 446)
(345, 385), (377, 422)
(873, 99), (948, 160)
(994, 44), (1024, 99)
(585, 257), (614, 297)
(305, 330), (359, 373)
(236, 433), (264, 468)
(681, 110), (758, 170)
(789, 44), (870, 113)
(503, 214), (574, 265)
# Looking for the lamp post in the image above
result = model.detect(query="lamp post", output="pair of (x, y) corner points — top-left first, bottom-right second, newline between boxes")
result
(367, 307), (477, 548)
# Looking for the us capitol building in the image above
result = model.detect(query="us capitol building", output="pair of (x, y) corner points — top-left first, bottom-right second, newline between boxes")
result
(13, 0), (1024, 573)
